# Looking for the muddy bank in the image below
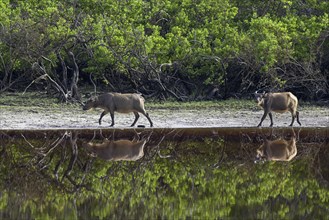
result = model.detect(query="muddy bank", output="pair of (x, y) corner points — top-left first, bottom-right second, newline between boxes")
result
(2, 127), (328, 143)
(0, 104), (328, 129)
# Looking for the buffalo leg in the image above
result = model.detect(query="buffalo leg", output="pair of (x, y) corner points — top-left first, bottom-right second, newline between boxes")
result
(109, 113), (115, 127)
(257, 111), (268, 127)
(296, 111), (301, 126)
(99, 111), (108, 125)
(269, 112), (273, 127)
(289, 114), (295, 126)
(143, 112), (153, 127)
(130, 112), (140, 127)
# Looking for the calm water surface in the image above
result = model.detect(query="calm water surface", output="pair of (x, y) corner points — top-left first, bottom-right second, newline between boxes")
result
(0, 127), (328, 219)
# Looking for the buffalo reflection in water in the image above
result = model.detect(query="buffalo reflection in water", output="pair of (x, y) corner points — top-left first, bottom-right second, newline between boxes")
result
(83, 136), (149, 161)
(255, 131), (297, 162)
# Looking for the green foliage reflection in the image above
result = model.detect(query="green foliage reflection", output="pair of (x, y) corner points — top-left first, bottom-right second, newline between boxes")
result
(0, 132), (328, 219)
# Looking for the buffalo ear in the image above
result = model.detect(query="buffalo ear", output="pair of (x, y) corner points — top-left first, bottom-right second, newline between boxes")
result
(254, 91), (263, 100)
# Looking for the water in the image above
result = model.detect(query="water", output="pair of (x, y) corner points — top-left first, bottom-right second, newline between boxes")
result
(0, 127), (328, 219)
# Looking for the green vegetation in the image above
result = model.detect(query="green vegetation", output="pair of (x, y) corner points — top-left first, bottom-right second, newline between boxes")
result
(0, 0), (328, 101)
(0, 132), (328, 219)
(149, 99), (256, 110)
(0, 92), (59, 107)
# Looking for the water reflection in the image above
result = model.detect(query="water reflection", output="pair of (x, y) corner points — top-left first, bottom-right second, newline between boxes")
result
(256, 129), (297, 162)
(82, 132), (151, 161)
(0, 127), (328, 219)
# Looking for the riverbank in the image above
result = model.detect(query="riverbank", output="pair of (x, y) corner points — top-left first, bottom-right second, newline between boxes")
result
(0, 92), (328, 129)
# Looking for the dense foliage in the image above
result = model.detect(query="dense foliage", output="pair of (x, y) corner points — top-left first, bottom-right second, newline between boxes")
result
(0, 0), (328, 101)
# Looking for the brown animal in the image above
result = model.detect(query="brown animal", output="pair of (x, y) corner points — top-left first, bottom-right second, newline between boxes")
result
(255, 91), (301, 127)
(83, 138), (147, 161)
(83, 93), (153, 127)
(256, 136), (297, 162)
